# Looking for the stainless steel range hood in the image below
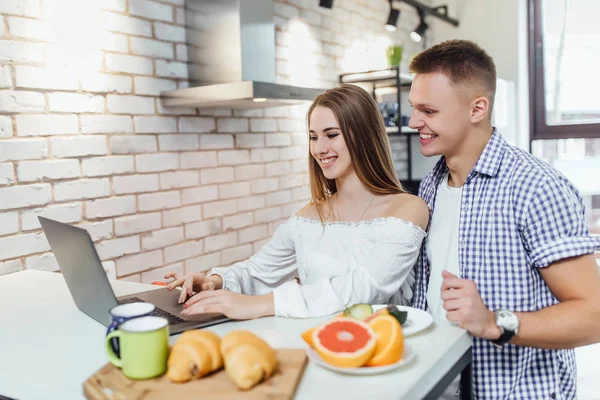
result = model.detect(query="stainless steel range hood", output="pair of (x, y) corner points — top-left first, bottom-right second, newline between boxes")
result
(160, 0), (326, 109)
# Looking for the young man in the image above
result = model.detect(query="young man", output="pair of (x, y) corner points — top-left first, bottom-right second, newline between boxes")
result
(408, 39), (600, 399)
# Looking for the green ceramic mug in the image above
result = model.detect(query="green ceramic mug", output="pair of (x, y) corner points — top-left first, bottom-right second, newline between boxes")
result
(105, 316), (169, 379)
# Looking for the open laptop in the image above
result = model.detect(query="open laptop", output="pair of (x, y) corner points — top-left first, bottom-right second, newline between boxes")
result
(38, 216), (230, 335)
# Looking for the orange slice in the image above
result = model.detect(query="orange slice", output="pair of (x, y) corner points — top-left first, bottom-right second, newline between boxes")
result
(312, 317), (376, 368)
(365, 314), (404, 367)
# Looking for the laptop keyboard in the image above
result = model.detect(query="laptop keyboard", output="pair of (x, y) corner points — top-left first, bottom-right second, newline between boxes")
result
(117, 297), (187, 325)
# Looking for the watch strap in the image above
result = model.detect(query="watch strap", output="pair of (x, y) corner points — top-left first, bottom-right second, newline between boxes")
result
(492, 328), (515, 347)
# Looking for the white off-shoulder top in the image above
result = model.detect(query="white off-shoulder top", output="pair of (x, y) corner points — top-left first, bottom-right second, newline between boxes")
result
(209, 214), (426, 318)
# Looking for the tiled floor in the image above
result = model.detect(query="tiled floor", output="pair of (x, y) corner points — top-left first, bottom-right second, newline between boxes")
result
(577, 343), (600, 399)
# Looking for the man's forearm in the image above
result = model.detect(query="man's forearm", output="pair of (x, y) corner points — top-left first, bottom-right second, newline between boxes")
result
(504, 300), (600, 349)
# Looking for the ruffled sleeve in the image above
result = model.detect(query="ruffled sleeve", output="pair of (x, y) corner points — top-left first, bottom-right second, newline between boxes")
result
(209, 216), (297, 295)
(272, 219), (426, 318)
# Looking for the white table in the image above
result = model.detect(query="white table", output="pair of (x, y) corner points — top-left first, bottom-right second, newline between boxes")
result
(0, 270), (472, 400)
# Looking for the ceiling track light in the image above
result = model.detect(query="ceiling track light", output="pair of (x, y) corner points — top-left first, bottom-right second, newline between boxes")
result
(319, 0), (334, 9)
(385, 0), (458, 39)
(410, 8), (428, 43)
(385, 2), (400, 32)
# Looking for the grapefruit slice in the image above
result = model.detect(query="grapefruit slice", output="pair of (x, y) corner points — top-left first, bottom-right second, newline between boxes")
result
(365, 314), (404, 367)
(312, 317), (376, 368)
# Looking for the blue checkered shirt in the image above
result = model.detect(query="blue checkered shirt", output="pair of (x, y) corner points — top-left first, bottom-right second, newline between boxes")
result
(413, 129), (600, 399)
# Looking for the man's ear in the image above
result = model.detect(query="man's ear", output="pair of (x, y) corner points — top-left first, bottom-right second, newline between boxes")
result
(470, 96), (490, 123)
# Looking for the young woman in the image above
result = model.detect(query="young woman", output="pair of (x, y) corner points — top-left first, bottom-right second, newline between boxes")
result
(166, 84), (429, 319)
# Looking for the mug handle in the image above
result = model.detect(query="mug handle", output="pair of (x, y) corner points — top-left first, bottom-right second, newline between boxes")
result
(105, 330), (123, 368)
(107, 319), (121, 355)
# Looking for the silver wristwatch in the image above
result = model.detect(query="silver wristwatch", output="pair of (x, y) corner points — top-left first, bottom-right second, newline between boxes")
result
(491, 309), (519, 348)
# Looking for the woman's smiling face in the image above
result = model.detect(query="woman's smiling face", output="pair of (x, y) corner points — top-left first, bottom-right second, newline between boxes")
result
(309, 106), (353, 181)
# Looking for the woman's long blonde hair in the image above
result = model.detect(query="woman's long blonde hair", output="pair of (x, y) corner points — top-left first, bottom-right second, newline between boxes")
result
(306, 83), (406, 219)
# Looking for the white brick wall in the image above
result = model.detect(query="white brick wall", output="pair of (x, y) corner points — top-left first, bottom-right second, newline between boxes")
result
(129, 0), (173, 22)
(102, 11), (152, 37)
(159, 134), (200, 151)
(82, 156), (135, 177)
(0, 232), (49, 260)
(15, 66), (77, 90)
(138, 190), (181, 211)
(136, 153), (179, 172)
(21, 203), (82, 230)
(51, 136), (107, 158)
(81, 115), (133, 134)
(141, 226), (184, 250)
(111, 135), (157, 154)
(0, 0), (416, 279)
(200, 134), (234, 149)
(16, 115), (79, 136)
(0, 66), (12, 89)
(0, 139), (48, 161)
(154, 22), (185, 42)
(221, 244), (253, 265)
(26, 253), (59, 272)
(1, 184), (51, 211)
(116, 249), (162, 276)
(134, 78), (177, 97)
(106, 54), (153, 75)
(114, 212), (162, 236)
(185, 218), (221, 239)
(160, 170), (199, 189)
(180, 151), (217, 169)
(48, 93), (104, 113)
(113, 174), (159, 194)
(185, 252), (221, 273)
(54, 179), (110, 201)
(107, 95), (155, 115)
(96, 235), (140, 261)
(0, 90), (45, 113)
(0, 41), (43, 63)
(219, 182), (250, 199)
(0, 1), (41, 18)
(0, 163), (15, 185)
(163, 205), (202, 227)
(17, 160), (79, 182)
(134, 116), (177, 133)
(86, 196), (136, 219)
(80, 73), (132, 94)
(131, 37), (174, 59)
(181, 185), (219, 205)
(164, 240), (203, 264)
(0, 212), (19, 235)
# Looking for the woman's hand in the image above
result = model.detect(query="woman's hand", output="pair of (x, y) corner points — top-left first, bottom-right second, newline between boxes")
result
(165, 272), (221, 304)
(181, 290), (274, 320)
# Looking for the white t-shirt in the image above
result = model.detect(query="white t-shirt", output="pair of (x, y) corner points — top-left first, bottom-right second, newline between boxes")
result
(426, 172), (463, 399)
(426, 172), (463, 324)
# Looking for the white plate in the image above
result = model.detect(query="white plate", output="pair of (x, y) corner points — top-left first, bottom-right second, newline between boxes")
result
(306, 344), (415, 375)
(372, 305), (433, 336)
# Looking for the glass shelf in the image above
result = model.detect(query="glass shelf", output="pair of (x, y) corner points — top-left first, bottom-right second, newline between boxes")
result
(385, 126), (419, 135)
(340, 67), (413, 85)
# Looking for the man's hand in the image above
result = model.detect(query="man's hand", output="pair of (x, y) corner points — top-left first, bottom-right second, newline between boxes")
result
(181, 290), (274, 320)
(441, 270), (501, 340)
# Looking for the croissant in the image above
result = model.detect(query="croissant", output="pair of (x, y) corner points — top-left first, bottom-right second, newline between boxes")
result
(220, 330), (278, 390)
(166, 330), (223, 383)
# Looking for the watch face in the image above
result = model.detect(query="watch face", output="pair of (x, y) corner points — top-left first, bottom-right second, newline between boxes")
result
(497, 310), (519, 331)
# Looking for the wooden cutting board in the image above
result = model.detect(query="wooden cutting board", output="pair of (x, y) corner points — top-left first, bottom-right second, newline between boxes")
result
(83, 348), (308, 400)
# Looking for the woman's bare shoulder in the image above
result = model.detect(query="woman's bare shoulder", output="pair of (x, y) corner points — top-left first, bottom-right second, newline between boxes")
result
(385, 193), (429, 231)
(295, 201), (322, 220)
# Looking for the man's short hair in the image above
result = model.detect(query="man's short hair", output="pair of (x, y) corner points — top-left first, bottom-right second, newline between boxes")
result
(409, 40), (497, 111)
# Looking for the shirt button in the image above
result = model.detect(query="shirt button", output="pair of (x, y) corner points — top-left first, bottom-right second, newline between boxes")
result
(551, 393), (556, 399)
